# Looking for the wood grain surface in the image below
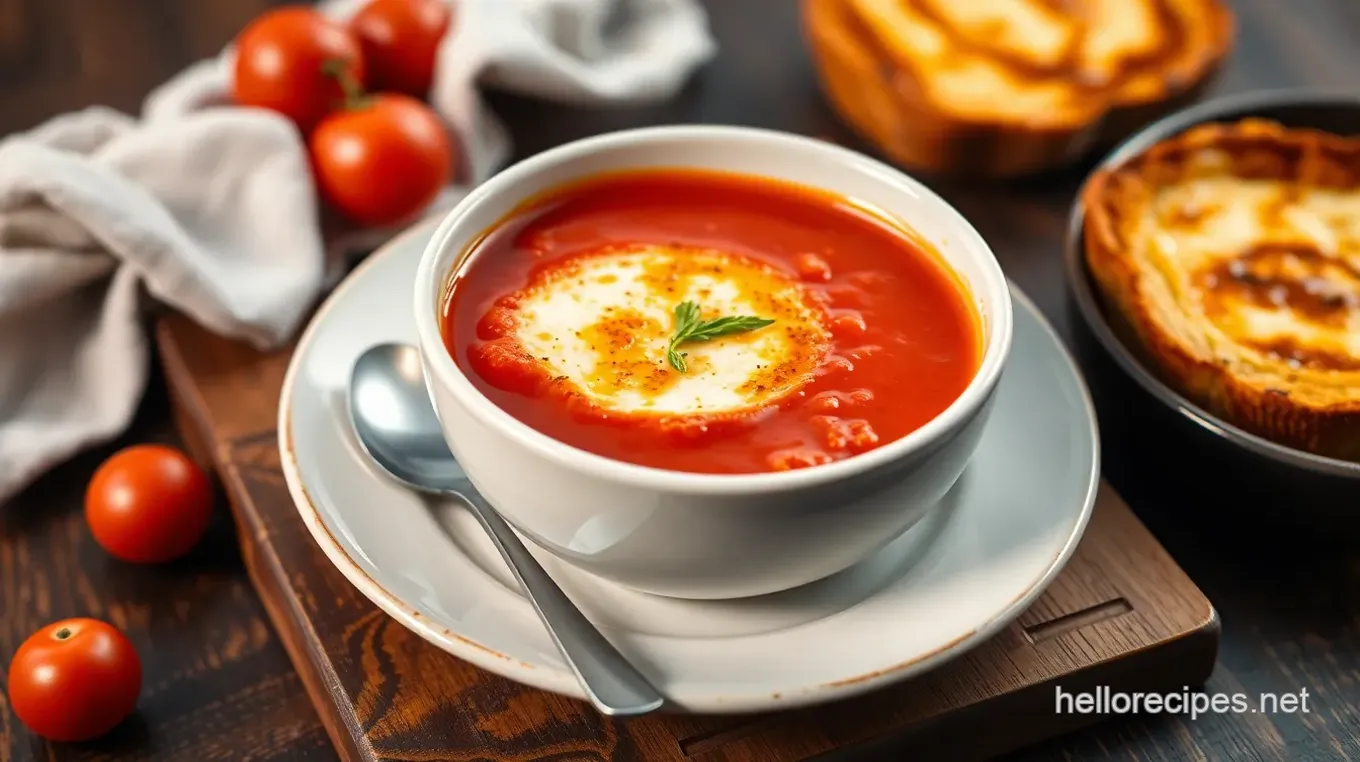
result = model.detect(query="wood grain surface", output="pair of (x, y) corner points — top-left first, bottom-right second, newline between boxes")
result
(2, 0), (1360, 760)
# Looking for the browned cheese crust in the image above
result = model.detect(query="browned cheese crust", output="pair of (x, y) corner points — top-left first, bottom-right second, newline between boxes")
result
(803, 0), (1235, 177)
(1083, 119), (1360, 461)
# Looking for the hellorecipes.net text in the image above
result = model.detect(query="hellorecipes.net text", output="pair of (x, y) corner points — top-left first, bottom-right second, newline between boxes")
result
(1055, 686), (1311, 721)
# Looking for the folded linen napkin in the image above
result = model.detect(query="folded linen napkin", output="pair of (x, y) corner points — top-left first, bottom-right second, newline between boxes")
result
(0, 0), (715, 506)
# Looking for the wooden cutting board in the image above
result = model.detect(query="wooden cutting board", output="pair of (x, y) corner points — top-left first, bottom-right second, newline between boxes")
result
(154, 260), (1219, 761)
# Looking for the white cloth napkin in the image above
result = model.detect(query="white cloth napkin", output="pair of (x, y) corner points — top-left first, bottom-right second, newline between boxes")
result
(0, 0), (714, 506)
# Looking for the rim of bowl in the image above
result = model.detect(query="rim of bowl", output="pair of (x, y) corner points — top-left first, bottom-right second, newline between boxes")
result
(413, 125), (1015, 495)
(1065, 86), (1360, 480)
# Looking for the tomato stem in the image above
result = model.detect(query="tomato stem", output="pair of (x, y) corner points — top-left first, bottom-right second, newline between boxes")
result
(321, 58), (373, 111)
(54, 627), (71, 640)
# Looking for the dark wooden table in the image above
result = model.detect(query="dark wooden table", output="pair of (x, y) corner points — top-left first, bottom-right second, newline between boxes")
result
(3, 1), (1359, 760)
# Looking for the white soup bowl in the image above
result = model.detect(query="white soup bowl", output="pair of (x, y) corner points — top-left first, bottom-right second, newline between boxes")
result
(412, 126), (1013, 599)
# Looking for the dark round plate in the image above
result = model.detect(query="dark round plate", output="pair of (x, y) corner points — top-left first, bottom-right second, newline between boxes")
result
(1064, 88), (1360, 500)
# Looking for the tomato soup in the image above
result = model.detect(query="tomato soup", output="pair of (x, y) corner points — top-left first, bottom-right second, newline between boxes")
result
(440, 169), (981, 474)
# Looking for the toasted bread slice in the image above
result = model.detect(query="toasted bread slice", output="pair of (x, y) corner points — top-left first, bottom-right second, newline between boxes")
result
(804, 0), (1235, 176)
(1083, 119), (1360, 461)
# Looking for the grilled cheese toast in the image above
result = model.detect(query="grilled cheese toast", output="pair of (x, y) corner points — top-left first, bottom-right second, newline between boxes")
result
(804, 0), (1235, 176)
(1083, 119), (1360, 461)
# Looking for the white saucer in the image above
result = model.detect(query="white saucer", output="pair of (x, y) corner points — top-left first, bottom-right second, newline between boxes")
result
(279, 220), (1101, 714)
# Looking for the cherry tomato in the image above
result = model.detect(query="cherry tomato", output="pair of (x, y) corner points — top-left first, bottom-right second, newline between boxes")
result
(7, 619), (142, 742)
(232, 6), (366, 133)
(310, 92), (454, 227)
(350, 0), (452, 96)
(85, 444), (213, 564)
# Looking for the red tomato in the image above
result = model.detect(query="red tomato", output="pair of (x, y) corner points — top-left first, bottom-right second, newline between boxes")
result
(6, 619), (142, 743)
(232, 6), (366, 133)
(350, 0), (453, 96)
(309, 93), (455, 227)
(85, 444), (213, 564)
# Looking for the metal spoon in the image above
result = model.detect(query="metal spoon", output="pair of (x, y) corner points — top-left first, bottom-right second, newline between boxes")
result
(347, 342), (666, 717)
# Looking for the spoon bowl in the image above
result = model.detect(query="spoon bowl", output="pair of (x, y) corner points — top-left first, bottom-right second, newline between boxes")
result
(349, 343), (469, 494)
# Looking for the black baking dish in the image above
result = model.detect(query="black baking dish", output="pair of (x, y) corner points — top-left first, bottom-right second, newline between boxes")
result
(1063, 88), (1360, 521)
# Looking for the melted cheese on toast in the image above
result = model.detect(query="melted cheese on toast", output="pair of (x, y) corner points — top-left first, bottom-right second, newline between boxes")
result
(1082, 119), (1360, 460)
(825, 0), (1231, 126)
(803, 0), (1233, 176)
(1148, 177), (1360, 371)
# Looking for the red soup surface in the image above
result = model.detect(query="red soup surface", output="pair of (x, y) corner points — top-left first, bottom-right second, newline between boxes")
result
(441, 169), (982, 474)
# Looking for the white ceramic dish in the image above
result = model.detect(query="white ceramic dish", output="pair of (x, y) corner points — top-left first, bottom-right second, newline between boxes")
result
(411, 125), (1015, 599)
(279, 221), (1099, 714)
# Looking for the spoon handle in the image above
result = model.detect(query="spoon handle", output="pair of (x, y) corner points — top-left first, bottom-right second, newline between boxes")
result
(455, 489), (666, 717)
